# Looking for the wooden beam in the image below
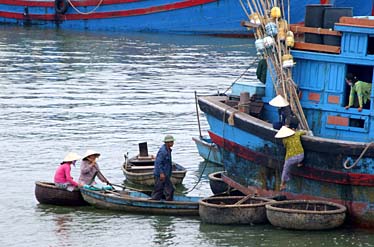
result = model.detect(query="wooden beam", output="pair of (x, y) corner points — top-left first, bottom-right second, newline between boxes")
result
(339, 17), (374, 28)
(293, 42), (341, 54)
(290, 25), (341, 36)
(240, 20), (260, 28)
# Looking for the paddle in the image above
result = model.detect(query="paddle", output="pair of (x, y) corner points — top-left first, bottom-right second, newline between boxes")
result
(234, 194), (253, 205)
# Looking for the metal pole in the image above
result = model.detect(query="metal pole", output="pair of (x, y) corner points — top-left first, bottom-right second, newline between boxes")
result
(194, 91), (202, 138)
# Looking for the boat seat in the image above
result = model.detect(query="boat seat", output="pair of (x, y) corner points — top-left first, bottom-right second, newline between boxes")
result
(128, 165), (155, 170)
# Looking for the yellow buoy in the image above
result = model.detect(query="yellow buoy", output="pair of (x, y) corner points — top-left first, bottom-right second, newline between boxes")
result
(270, 7), (281, 19)
(286, 31), (295, 47)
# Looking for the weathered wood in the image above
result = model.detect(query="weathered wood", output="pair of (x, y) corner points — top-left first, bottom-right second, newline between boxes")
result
(81, 188), (200, 216)
(199, 196), (273, 224)
(34, 181), (88, 206)
(339, 17), (374, 28)
(290, 25), (342, 36)
(122, 156), (187, 186)
(293, 42), (341, 53)
(266, 200), (346, 230)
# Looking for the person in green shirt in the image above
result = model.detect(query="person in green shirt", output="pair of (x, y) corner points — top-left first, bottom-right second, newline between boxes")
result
(345, 73), (372, 112)
(275, 126), (306, 191)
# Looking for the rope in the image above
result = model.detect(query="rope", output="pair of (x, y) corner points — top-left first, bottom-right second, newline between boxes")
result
(223, 57), (259, 94)
(343, 142), (374, 169)
(185, 143), (213, 193)
(67, 0), (104, 15)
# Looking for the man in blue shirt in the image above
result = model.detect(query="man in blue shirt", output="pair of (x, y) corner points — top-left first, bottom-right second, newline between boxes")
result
(151, 135), (175, 201)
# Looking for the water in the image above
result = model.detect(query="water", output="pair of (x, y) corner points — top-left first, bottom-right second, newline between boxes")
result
(0, 25), (373, 246)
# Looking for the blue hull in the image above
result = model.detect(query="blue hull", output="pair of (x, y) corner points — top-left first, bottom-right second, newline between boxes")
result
(0, 0), (337, 35)
(192, 136), (223, 165)
(80, 188), (200, 216)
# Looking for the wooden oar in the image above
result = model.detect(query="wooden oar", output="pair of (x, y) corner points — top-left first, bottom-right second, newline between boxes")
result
(234, 194), (253, 205)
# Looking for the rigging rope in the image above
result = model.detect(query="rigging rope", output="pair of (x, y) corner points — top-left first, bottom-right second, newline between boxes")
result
(67, 0), (104, 15)
(343, 142), (374, 169)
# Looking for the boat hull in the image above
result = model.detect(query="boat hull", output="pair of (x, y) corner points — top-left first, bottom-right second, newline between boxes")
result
(266, 200), (346, 230)
(208, 171), (228, 194)
(35, 181), (88, 206)
(199, 196), (272, 224)
(192, 136), (223, 165)
(198, 95), (374, 228)
(80, 188), (200, 216)
(122, 158), (187, 186)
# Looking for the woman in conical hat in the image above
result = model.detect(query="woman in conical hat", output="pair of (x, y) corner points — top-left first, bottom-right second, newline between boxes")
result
(269, 95), (295, 130)
(275, 126), (306, 191)
(54, 152), (81, 191)
(78, 150), (109, 186)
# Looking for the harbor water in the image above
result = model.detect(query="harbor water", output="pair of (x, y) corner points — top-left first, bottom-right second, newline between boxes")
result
(0, 25), (374, 246)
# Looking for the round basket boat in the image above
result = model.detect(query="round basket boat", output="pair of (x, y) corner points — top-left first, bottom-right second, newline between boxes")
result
(266, 200), (347, 230)
(199, 196), (274, 225)
(208, 171), (229, 195)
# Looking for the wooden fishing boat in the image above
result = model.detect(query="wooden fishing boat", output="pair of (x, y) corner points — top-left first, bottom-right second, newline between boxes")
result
(208, 171), (229, 195)
(197, 3), (374, 227)
(266, 200), (347, 230)
(34, 181), (88, 206)
(192, 136), (223, 165)
(80, 187), (200, 216)
(199, 195), (274, 224)
(122, 155), (187, 186)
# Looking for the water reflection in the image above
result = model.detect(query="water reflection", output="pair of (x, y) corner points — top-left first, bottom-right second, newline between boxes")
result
(151, 216), (177, 246)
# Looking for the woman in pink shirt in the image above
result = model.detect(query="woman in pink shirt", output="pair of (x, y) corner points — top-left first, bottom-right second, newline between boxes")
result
(54, 152), (81, 191)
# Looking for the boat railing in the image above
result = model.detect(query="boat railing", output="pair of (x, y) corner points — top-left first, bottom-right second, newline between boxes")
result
(290, 25), (341, 54)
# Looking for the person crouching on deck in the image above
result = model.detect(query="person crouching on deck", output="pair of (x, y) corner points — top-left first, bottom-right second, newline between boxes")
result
(78, 150), (109, 186)
(275, 126), (306, 191)
(345, 73), (372, 112)
(54, 152), (82, 191)
(151, 135), (175, 201)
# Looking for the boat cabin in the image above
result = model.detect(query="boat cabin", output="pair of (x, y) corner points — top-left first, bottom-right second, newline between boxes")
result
(256, 17), (374, 142)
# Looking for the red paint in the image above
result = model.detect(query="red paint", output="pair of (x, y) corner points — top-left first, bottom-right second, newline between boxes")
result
(319, 0), (330, 4)
(0, 0), (217, 20)
(308, 92), (320, 102)
(328, 95), (340, 104)
(0, 0), (141, 7)
(210, 130), (374, 187)
(327, 115), (349, 126)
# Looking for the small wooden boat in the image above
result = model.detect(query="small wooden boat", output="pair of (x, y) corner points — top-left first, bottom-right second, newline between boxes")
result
(34, 181), (88, 206)
(266, 200), (347, 230)
(199, 195), (274, 224)
(208, 171), (229, 195)
(80, 187), (200, 216)
(122, 155), (187, 186)
(192, 136), (223, 165)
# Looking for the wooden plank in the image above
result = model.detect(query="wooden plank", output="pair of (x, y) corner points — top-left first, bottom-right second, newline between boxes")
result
(339, 17), (374, 27)
(293, 42), (341, 54)
(290, 25), (341, 36)
(240, 20), (260, 28)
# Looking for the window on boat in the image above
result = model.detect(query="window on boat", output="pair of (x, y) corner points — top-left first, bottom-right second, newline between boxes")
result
(344, 65), (373, 110)
(368, 35), (374, 55)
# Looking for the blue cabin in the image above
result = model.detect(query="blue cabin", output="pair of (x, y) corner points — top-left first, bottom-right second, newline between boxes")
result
(262, 17), (374, 142)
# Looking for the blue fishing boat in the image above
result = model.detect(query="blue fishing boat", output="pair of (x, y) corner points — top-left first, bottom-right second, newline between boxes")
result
(198, 1), (374, 228)
(192, 136), (223, 165)
(0, 0), (370, 35)
(80, 187), (200, 216)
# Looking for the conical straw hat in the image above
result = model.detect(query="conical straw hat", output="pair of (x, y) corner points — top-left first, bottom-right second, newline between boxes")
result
(63, 152), (81, 162)
(269, 95), (289, 107)
(275, 126), (295, 138)
(83, 150), (100, 159)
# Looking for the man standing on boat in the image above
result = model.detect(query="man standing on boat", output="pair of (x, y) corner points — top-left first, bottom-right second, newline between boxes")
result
(151, 135), (175, 201)
(345, 73), (372, 112)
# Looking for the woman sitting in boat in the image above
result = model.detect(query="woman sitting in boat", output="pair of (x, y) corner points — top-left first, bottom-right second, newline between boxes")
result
(344, 73), (372, 112)
(54, 152), (82, 191)
(78, 150), (109, 186)
(275, 126), (305, 191)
